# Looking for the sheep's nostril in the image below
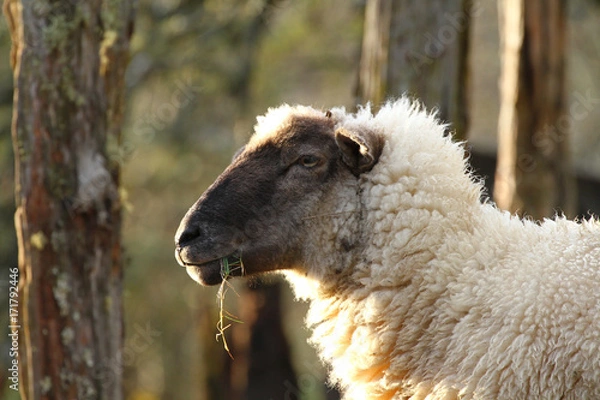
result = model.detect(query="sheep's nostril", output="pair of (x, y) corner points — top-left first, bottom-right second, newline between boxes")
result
(176, 225), (201, 247)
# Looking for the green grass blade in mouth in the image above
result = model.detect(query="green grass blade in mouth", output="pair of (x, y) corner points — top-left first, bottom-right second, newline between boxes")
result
(215, 255), (244, 358)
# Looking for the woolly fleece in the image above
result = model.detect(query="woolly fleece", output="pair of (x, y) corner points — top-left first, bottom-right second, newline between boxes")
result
(253, 99), (600, 399)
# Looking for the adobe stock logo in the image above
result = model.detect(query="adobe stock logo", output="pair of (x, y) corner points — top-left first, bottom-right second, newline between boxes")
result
(531, 89), (600, 157)
(515, 89), (600, 175)
(7, 267), (20, 392)
(94, 322), (162, 387)
(278, 359), (330, 400)
(408, 2), (483, 73)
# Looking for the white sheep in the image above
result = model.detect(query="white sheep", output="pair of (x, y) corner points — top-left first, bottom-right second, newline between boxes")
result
(175, 98), (600, 399)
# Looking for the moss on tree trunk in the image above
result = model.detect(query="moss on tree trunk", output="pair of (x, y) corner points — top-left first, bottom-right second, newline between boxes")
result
(4, 0), (134, 398)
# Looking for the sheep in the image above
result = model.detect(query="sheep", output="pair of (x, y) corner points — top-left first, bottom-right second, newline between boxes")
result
(174, 98), (600, 399)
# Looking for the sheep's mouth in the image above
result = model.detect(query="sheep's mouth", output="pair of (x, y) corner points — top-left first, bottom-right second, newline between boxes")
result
(175, 250), (243, 286)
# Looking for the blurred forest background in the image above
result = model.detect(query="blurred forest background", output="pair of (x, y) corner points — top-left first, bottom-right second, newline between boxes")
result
(1, 0), (600, 399)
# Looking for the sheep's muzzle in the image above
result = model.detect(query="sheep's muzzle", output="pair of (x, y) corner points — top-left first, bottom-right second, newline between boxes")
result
(174, 248), (242, 285)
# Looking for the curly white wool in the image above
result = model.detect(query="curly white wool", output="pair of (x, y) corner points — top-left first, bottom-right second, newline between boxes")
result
(278, 99), (600, 399)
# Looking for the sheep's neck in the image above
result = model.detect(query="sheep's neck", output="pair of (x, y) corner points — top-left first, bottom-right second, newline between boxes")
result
(293, 207), (484, 398)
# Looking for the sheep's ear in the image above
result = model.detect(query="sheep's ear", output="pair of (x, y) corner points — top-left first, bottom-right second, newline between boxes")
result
(335, 127), (383, 175)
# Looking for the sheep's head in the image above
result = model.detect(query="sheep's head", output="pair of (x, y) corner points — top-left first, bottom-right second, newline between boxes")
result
(174, 106), (383, 286)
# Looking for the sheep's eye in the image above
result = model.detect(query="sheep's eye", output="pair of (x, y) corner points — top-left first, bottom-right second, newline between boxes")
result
(298, 155), (320, 168)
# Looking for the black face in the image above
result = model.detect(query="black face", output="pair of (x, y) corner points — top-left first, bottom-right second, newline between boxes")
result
(174, 116), (343, 285)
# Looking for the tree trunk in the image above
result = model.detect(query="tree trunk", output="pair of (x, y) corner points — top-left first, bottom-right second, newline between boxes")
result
(495, 0), (575, 219)
(195, 280), (300, 400)
(225, 280), (299, 400)
(357, 0), (473, 140)
(4, 0), (134, 398)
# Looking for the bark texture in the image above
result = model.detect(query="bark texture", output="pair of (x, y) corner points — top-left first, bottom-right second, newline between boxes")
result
(5, 0), (134, 398)
(357, 0), (473, 139)
(495, 0), (575, 219)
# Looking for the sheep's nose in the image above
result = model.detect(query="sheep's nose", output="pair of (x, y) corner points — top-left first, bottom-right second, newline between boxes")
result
(175, 222), (201, 247)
